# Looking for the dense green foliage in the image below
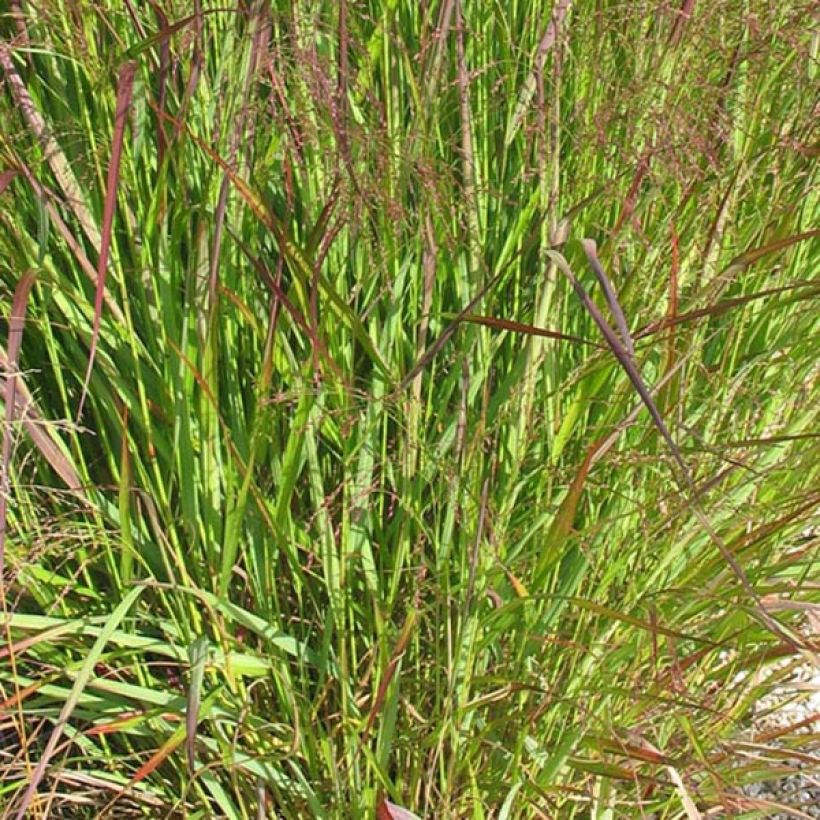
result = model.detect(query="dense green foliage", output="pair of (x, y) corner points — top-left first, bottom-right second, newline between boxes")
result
(0, 1), (818, 816)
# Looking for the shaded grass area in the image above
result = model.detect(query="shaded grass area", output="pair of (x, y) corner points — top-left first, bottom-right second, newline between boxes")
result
(0, 1), (818, 816)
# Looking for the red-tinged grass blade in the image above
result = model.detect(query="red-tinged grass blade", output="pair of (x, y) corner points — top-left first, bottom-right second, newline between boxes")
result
(612, 152), (651, 237)
(727, 710), (820, 749)
(589, 349), (693, 470)
(547, 248), (687, 473)
(124, 9), (223, 59)
(85, 710), (151, 737)
(668, 0), (698, 47)
(77, 61), (137, 420)
(585, 733), (675, 766)
(102, 690), (220, 816)
(460, 314), (605, 349)
(376, 799), (422, 820)
(580, 239), (635, 360)
(0, 169), (18, 194)
(185, 636), (209, 774)
(362, 609), (418, 745)
(0, 621), (77, 662)
(9, 391), (82, 492)
(228, 229), (346, 383)
(15, 158), (125, 324)
(492, 325), (696, 579)
(0, 679), (42, 712)
(155, 111), (303, 265)
(532, 383), (686, 576)
(0, 357), (83, 493)
(0, 43), (101, 252)
(305, 175), (341, 258)
(634, 227), (820, 342)
(548, 248), (803, 650)
(636, 279), (820, 340)
(0, 271), (37, 589)
(102, 724), (186, 815)
(536, 437), (599, 578)
(504, 566), (530, 598)
(724, 228), (820, 273)
(399, 266), (509, 391)
(0, 223), (83, 494)
(568, 757), (657, 783)
(162, 112), (393, 381)
(12, 586), (144, 820)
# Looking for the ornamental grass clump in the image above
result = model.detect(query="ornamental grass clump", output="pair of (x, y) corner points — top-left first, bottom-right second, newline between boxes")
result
(0, 2), (817, 817)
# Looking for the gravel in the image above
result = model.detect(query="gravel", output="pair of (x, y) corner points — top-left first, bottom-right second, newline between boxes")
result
(738, 610), (820, 818)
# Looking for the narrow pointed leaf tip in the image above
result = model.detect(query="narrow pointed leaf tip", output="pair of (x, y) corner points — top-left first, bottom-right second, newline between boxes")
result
(546, 247), (686, 470)
(580, 238), (635, 359)
(376, 799), (422, 820)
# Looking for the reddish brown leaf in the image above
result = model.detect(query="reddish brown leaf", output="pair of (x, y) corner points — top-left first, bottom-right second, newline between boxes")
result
(376, 799), (422, 820)
(229, 230), (345, 382)
(668, 0), (698, 47)
(0, 369), (82, 493)
(148, 2), (171, 166)
(362, 610), (418, 744)
(636, 279), (819, 340)
(461, 314), (604, 348)
(0, 271), (37, 586)
(588, 733), (675, 765)
(78, 61), (137, 418)
(612, 151), (651, 236)
(102, 729), (185, 816)
(0, 169), (17, 194)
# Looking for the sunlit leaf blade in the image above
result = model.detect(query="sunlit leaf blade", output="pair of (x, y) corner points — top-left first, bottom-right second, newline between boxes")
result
(186, 635), (210, 774)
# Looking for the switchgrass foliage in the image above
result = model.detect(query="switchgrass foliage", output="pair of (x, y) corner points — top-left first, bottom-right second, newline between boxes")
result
(0, 1), (818, 817)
